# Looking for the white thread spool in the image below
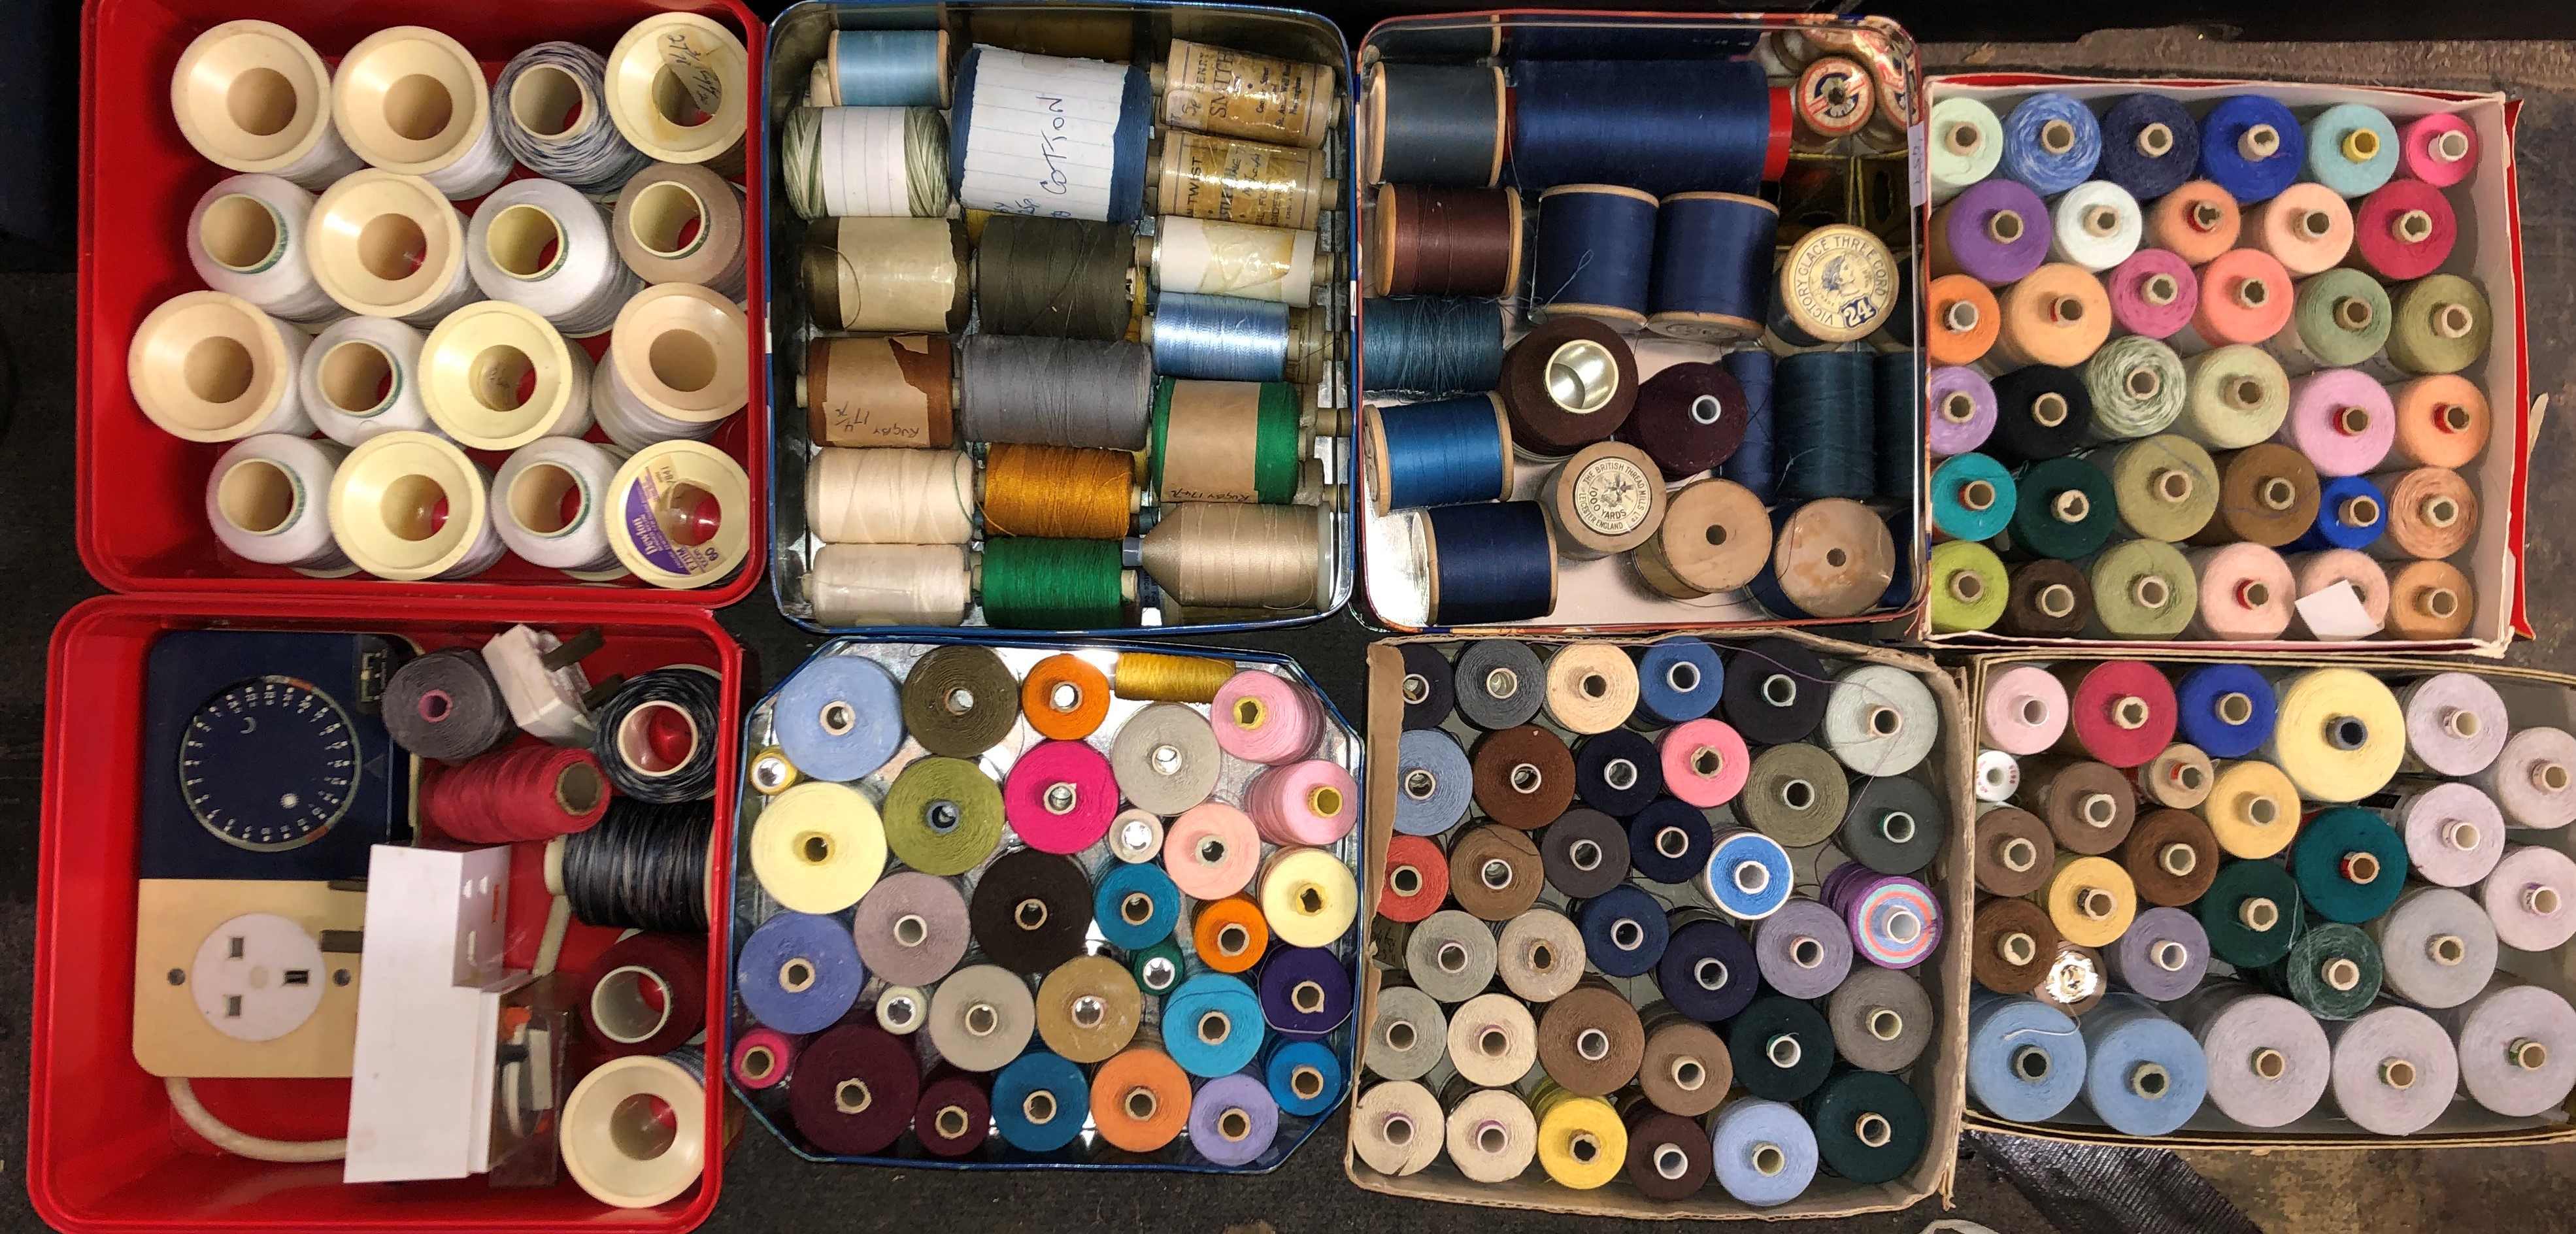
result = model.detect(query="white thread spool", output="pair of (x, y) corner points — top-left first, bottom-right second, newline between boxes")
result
(186, 174), (343, 326)
(606, 13), (750, 169)
(559, 1052), (706, 1210)
(591, 284), (749, 448)
(169, 20), (363, 190)
(493, 437), (631, 576)
(1152, 216), (1320, 307)
(299, 315), (436, 445)
(805, 447), (977, 544)
(205, 433), (353, 575)
(328, 429), (507, 580)
(2048, 180), (2144, 273)
(807, 542), (974, 625)
(331, 27), (514, 200)
(420, 301), (595, 450)
(783, 106), (941, 218)
(607, 440), (752, 589)
(127, 290), (312, 442)
(309, 170), (484, 325)
(612, 163), (749, 301)
(467, 179), (645, 338)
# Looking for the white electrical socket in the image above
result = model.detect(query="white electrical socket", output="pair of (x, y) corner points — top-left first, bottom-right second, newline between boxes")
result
(190, 912), (327, 1042)
(482, 624), (595, 747)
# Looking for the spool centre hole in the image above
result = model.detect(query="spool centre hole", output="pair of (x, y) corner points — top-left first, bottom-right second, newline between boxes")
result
(1197, 837), (1226, 866)
(2077, 888), (2116, 920)
(2038, 584), (2077, 618)
(2143, 273), (2179, 305)
(1485, 667), (1519, 699)
(1530, 942), (1555, 971)
(1218, 923), (1250, 956)
(1655, 826), (1690, 859)
(1782, 779), (1815, 811)
(1675, 1058), (1706, 1089)
(1791, 937), (1824, 968)
(1043, 782), (1078, 815)
(2343, 851), (2381, 884)
(224, 66), (296, 137)
(935, 1106), (969, 1139)
(2041, 118), (2077, 154)
(184, 335), (256, 406)
(2434, 303), (2475, 339)
(216, 459), (297, 535)
(1605, 759), (1637, 792)
(1126, 1088), (1158, 1121)
(2085, 205), (2120, 237)
(509, 63), (586, 137)
(2435, 130), (2471, 161)
(2014, 1046), (2051, 1082)
(798, 833), (833, 865)
(2541, 763), (2572, 793)
(2383, 1059), (2418, 1090)
(1611, 920), (1644, 950)
(1479, 1027), (1509, 1058)
(1735, 860), (1771, 895)
(2517, 1040), (2551, 1071)
(1569, 1133), (1599, 1165)
(356, 211), (428, 283)
(2001, 932), (2036, 965)
(1545, 339), (1618, 415)
(894, 914), (927, 948)
(2139, 122), (2173, 156)
(1292, 1067), (1324, 1098)
(1401, 674), (1428, 705)
(199, 194), (280, 273)
(1856, 1113), (1892, 1148)
(1882, 810), (1916, 844)
(1391, 865), (1422, 896)
(1989, 210), (2025, 243)
(2530, 886), (2563, 916)
(1695, 958), (1729, 991)
(1218, 1109), (1250, 1141)
(2324, 957), (2362, 991)
(589, 965), (673, 1044)
(833, 1079), (871, 1115)
(2133, 1063), (2170, 1098)
(629, 182), (710, 258)
(1962, 479), (1998, 512)
(2081, 793), (2118, 827)
(1692, 747), (1723, 778)
(2243, 897), (2281, 931)
(1870, 1009), (1904, 1041)
(2033, 392), (2070, 427)
(1437, 942), (1467, 973)
(1071, 995), (1106, 1029)
(1690, 394), (1723, 425)
(1511, 763), (1543, 794)
(1868, 706), (1902, 737)
(1197, 1010), (1230, 1044)
(1766, 1034), (1802, 1069)
(1752, 1144), (1785, 1176)
(1656, 1144), (1690, 1179)
(649, 65), (714, 128)
(1764, 675), (1798, 707)
(2248, 795), (2281, 827)
(2114, 697), (2151, 729)
(1386, 1020), (1417, 1051)
(1015, 899), (1048, 931)
(1382, 1114), (1412, 1146)
(1120, 892), (1154, 926)
(1569, 839), (1603, 871)
(1942, 390), (1977, 423)
(381, 73), (454, 142)
(965, 1003), (998, 1036)
(2001, 837), (2039, 873)
(882, 995), (918, 1029)
(2160, 844), (2198, 878)
(1479, 859), (1513, 891)
(1023, 1092), (1057, 1123)
(2445, 821), (2482, 852)
(1885, 909), (1922, 944)
(780, 959), (814, 993)
(2337, 297), (2376, 331)
(741, 1045), (775, 1080)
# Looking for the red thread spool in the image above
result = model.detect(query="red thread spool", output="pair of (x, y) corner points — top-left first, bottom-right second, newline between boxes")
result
(579, 931), (709, 1059)
(2054, 659), (2179, 769)
(1379, 833), (1452, 923)
(914, 1067), (994, 1157)
(792, 1023), (922, 1156)
(420, 741), (612, 844)
(2348, 178), (2458, 282)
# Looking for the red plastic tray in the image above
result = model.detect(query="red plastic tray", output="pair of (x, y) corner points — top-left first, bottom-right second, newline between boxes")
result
(29, 595), (741, 1232)
(77, 0), (769, 607)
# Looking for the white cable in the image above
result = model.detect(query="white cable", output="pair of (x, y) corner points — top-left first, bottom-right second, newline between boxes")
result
(165, 1076), (347, 1163)
(492, 42), (654, 197)
(207, 433), (352, 574)
(300, 316), (437, 446)
(467, 179), (646, 339)
(493, 437), (630, 574)
(186, 174), (343, 326)
(332, 26), (515, 200)
(2049, 180), (2145, 273)
(590, 284), (748, 448)
(535, 893), (574, 978)
(169, 21), (363, 190)
(127, 291), (312, 442)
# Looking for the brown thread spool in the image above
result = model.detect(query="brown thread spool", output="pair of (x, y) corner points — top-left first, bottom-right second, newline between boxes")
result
(804, 335), (956, 448)
(2385, 558), (2475, 641)
(2371, 466), (2479, 561)
(1541, 441), (1668, 561)
(1448, 824), (1545, 921)
(2032, 940), (2107, 1016)
(2194, 442), (2320, 548)
(1637, 1009), (1730, 1118)
(1535, 983), (1646, 1097)
(1973, 895), (2061, 993)
(975, 216), (1140, 341)
(2028, 759), (2138, 856)
(1975, 806), (2055, 898)
(1771, 498), (1898, 618)
(1631, 478), (1771, 599)
(2121, 808), (2221, 907)
(1375, 183), (1523, 297)
(1499, 317), (1639, 458)
(2000, 558), (2094, 637)
(1471, 725), (1577, 830)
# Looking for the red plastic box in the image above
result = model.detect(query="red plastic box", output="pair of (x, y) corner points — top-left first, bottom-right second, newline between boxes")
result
(29, 595), (741, 1232)
(78, 0), (770, 606)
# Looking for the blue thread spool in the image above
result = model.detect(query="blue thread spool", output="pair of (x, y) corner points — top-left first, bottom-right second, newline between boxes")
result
(826, 31), (949, 107)
(1660, 913), (1758, 1022)
(1631, 636), (1724, 725)
(1967, 992), (2088, 1122)
(992, 1050), (1090, 1151)
(1576, 884), (1671, 976)
(1365, 395), (1513, 515)
(1626, 797), (1713, 884)
(1720, 349), (1777, 503)
(1873, 350), (1918, 501)
(1166, 973), (1265, 1077)
(1507, 25), (1760, 59)
(1648, 192), (1778, 341)
(2080, 995), (2210, 1136)
(1775, 350), (1877, 500)
(2173, 663), (2277, 759)
(1702, 827), (1794, 920)
(1150, 292), (1292, 381)
(2198, 94), (2306, 205)
(1363, 297), (1505, 398)
(737, 912), (865, 1034)
(1748, 561), (1811, 622)
(1094, 861), (1182, 951)
(1422, 501), (1558, 626)
(1365, 63), (1507, 187)
(1531, 184), (1658, 330)
(1263, 1038), (1345, 1118)
(2292, 474), (2388, 552)
(773, 654), (904, 782)
(1393, 729), (1474, 836)
(1575, 730), (1663, 816)
(1999, 92), (2103, 195)
(1511, 58), (1779, 196)
(1709, 1099), (1820, 1207)
(2096, 94), (2200, 201)
(2303, 103), (2400, 199)
(1931, 452), (2017, 542)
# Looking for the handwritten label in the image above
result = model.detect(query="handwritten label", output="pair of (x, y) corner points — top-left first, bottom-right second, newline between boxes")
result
(658, 29), (731, 120)
(958, 46), (1133, 222)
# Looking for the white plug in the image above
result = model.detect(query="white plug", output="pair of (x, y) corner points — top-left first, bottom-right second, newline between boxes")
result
(192, 913), (328, 1043)
(481, 625), (599, 747)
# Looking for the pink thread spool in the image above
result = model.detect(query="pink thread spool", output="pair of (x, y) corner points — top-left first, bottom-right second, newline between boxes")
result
(1211, 669), (1323, 765)
(2243, 184), (2354, 276)
(2286, 549), (2392, 639)
(1246, 758), (1359, 846)
(2107, 248), (2199, 339)
(1658, 718), (1749, 808)
(1165, 801), (1262, 899)
(2348, 179), (2458, 282)
(2188, 248), (2294, 350)
(2396, 113), (2477, 188)
(732, 1027), (803, 1090)
(2278, 368), (2397, 477)
(1005, 739), (1119, 854)
(1981, 664), (2071, 756)
(2188, 543), (2296, 641)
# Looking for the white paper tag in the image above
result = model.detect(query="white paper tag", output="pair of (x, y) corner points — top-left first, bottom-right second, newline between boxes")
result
(1907, 122), (1928, 207)
(2294, 580), (2384, 641)
(957, 46), (1131, 221)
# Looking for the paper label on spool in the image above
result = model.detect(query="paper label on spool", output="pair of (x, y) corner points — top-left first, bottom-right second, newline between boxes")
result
(1163, 41), (1330, 148)
(1160, 380), (1263, 502)
(654, 25), (734, 118)
(2296, 579), (2384, 640)
(1165, 133), (1318, 230)
(620, 456), (726, 578)
(1782, 226), (1898, 342)
(1569, 455), (1656, 537)
(958, 48), (1131, 220)
(816, 337), (941, 446)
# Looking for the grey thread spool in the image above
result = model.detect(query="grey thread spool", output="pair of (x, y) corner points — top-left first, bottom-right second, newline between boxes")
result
(1456, 639), (1547, 730)
(1366, 984), (1450, 1082)
(1407, 909), (1499, 1004)
(957, 335), (1155, 450)
(1828, 964), (1935, 1073)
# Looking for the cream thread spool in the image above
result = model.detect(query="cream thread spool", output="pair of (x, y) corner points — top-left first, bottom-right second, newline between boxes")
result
(592, 284), (752, 448)
(309, 169), (484, 325)
(205, 433), (353, 576)
(607, 13), (751, 171)
(327, 429), (507, 580)
(128, 290), (312, 443)
(187, 173), (343, 326)
(805, 447), (977, 544)
(493, 437), (632, 578)
(169, 20), (363, 190)
(330, 27), (515, 200)
(607, 439), (752, 589)
(420, 301), (595, 450)
(614, 163), (750, 301)
(805, 543), (975, 625)
(300, 315), (436, 446)
(560, 1052), (707, 1209)
(467, 178), (646, 338)
(1148, 216), (1324, 308)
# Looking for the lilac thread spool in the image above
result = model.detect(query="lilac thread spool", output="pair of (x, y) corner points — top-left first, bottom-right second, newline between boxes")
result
(1931, 178), (2050, 287)
(1928, 366), (1998, 458)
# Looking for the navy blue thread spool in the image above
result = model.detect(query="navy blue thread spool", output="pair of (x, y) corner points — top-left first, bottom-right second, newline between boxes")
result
(1362, 297), (1505, 398)
(2097, 94), (2200, 202)
(1873, 350), (1918, 503)
(1363, 62), (1507, 187)
(1775, 350), (1877, 501)
(1422, 501), (1558, 625)
(1149, 291), (1296, 382)
(1998, 92), (2103, 196)
(1648, 192), (1779, 342)
(1720, 349), (1777, 503)
(1364, 393), (1514, 514)
(1531, 184), (1658, 331)
(1510, 58), (1782, 197)
(2198, 94), (2306, 204)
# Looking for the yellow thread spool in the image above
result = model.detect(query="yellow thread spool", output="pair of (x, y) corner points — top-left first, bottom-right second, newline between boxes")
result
(1114, 652), (1236, 703)
(749, 780), (887, 914)
(2035, 853), (2135, 947)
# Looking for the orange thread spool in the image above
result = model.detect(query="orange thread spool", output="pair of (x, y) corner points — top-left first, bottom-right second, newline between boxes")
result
(2388, 373), (2491, 469)
(1092, 1046), (1192, 1150)
(2147, 181), (2241, 265)
(2190, 248), (2294, 347)
(1994, 263), (2111, 367)
(1926, 273), (2001, 367)
(1022, 653), (1112, 740)
(1192, 895), (1271, 974)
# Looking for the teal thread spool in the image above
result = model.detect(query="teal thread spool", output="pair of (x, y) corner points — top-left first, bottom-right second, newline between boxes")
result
(2200, 858), (2304, 969)
(2258, 920), (2384, 1021)
(1931, 452), (2016, 542)
(2290, 806), (2409, 924)
(2003, 456), (2117, 559)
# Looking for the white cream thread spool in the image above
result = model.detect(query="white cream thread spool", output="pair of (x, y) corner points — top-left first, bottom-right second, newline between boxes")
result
(612, 162), (750, 301)
(309, 169), (484, 325)
(300, 315), (437, 446)
(127, 290), (312, 442)
(805, 447), (978, 544)
(560, 1052), (707, 1210)
(330, 26), (515, 200)
(591, 284), (750, 448)
(187, 174), (343, 326)
(467, 178), (646, 339)
(169, 20), (363, 190)
(205, 433), (354, 576)
(805, 543), (975, 625)
(606, 14), (750, 171)
(607, 439), (751, 589)
(329, 429), (508, 580)
(420, 301), (596, 450)
(1150, 216), (1321, 308)
(493, 437), (631, 578)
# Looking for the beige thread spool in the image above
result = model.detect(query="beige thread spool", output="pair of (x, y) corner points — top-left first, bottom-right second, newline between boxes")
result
(1156, 39), (1341, 149)
(806, 542), (975, 625)
(559, 1052), (707, 1209)
(328, 429), (507, 580)
(1541, 441), (1668, 560)
(331, 27), (514, 200)
(1543, 642), (1641, 736)
(594, 284), (752, 448)
(1631, 478), (1771, 598)
(127, 290), (312, 442)
(614, 163), (750, 300)
(309, 169), (483, 325)
(607, 12), (751, 172)
(1147, 216), (1326, 308)
(170, 20), (363, 190)
(801, 216), (969, 333)
(420, 301), (594, 450)
(1152, 131), (1339, 230)
(607, 439), (752, 590)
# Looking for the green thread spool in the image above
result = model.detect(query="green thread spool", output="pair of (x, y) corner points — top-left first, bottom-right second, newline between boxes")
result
(2383, 274), (2492, 376)
(2005, 456), (2118, 559)
(2103, 434), (2219, 542)
(2177, 344), (2290, 450)
(2289, 805), (2410, 923)
(2083, 334), (2187, 441)
(2200, 858), (2304, 969)
(882, 755), (1008, 875)
(2087, 539), (2196, 638)
(2256, 920), (2384, 1021)
(1929, 540), (2009, 633)
(981, 537), (1130, 629)
(2271, 269), (2391, 371)
(1801, 1067), (1928, 1186)
(1149, 378), (1310, 504)
(1130, 939), (1186, 996)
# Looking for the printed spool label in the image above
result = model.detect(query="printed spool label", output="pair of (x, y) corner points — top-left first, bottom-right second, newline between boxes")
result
(1799, 63), (1872, 135)
(958, 48), (1132, 221)
(621, 455), (726, 580)
(1570, 455), (1655, 537)
(1784, 226), (1897, 342)
(1164, 132), (1319, 230)
(1163, 41), (1329, 148)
